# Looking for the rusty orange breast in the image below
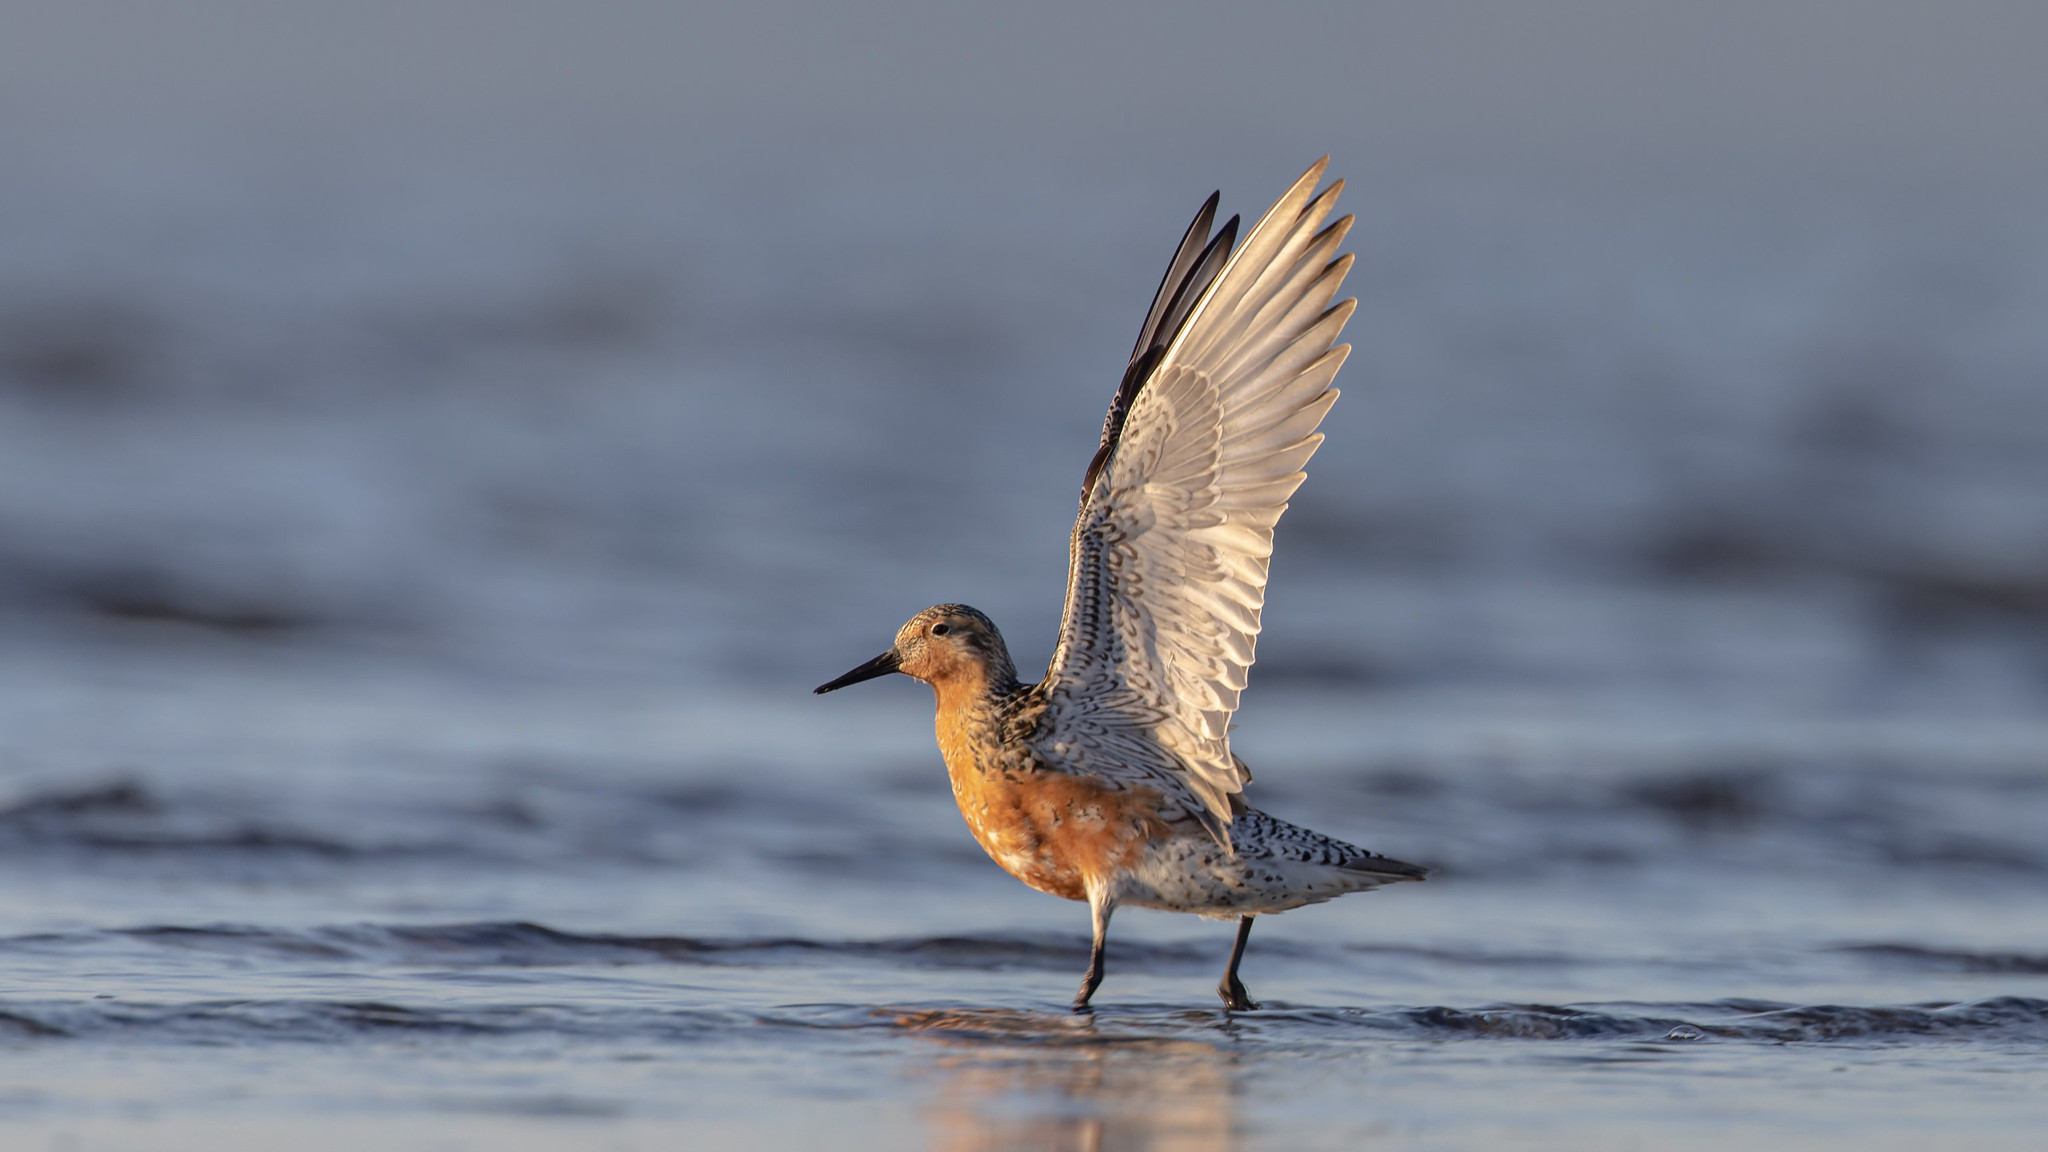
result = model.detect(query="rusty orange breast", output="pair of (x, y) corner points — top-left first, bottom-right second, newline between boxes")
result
(934, 694), (1165, 903)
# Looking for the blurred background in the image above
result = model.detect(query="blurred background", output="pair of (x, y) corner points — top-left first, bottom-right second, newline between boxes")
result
(4, 0), (2048, 699)
(4, 1), (2045, 699)
(2, 2), (2046, 1147)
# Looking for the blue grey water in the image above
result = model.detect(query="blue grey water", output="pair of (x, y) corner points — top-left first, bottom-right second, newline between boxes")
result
(4, 4), (2048, 1148)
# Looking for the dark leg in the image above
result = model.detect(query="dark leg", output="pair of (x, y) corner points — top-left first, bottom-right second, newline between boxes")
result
(1218, 915), (1259, 1011)
(1074, 892), (1115, 1012)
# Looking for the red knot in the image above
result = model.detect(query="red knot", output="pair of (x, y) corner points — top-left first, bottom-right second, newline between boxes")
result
(816, 159), (1427, 1012)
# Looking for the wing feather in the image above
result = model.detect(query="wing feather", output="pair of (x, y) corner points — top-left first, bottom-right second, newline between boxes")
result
(1131, 192), (1219, 360)
(1043, 159), (1359, 838)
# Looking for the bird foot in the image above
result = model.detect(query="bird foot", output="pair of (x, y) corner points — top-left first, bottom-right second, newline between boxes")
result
(1217, 978), (1258, 1012)
(1073, 972), (1103, 1014)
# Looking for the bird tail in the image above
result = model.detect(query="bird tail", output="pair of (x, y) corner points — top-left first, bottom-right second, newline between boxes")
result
(1339, 852), (1430, 882)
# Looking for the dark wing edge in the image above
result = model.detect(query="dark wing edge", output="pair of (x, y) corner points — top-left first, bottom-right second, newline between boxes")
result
(1077, 200), (1240, 505)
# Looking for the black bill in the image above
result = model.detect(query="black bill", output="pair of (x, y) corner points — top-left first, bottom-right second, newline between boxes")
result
(812, 650), (902, 694)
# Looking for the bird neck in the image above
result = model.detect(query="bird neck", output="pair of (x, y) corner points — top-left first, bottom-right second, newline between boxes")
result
(927, 627), (1026, 748)
(931, 664), (1029, 786)
(928, 659), (1021, 718)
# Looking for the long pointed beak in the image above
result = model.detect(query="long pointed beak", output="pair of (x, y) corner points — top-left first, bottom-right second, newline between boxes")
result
(813, 649), (902, 694)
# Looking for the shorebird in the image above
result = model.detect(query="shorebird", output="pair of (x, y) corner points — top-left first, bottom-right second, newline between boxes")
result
(815, 159), (1426, 1012)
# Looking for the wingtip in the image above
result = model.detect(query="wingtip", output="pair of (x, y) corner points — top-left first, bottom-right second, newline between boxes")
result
(1298, 162), (1345, 221)
(1349, 853), (1431, 881)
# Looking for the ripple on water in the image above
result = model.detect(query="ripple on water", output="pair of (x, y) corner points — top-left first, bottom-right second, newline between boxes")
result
(0, 921), (1211, 971)
(1, 995), (2042, 1052)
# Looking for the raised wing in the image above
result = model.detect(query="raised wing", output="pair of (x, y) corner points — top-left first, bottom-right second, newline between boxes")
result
(1044, 158), (1356, 834)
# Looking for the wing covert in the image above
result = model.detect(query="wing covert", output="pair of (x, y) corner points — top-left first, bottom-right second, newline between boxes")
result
(1045, 158), (1356, 831)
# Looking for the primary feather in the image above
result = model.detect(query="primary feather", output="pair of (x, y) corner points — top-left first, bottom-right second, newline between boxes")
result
(1044, 157), (1356, 836)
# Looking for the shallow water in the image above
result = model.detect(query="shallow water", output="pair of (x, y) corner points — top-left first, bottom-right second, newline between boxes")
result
(2, 630), (2045, 1148)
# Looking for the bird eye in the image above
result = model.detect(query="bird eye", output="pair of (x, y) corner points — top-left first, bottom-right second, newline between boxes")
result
(930, 623), (951, 636)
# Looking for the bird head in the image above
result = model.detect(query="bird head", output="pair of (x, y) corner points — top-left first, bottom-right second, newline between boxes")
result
(813, 604), (1013, 694)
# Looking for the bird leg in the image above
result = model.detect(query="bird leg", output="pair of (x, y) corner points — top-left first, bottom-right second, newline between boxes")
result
(1218, 914), (1259, 1011)
(1074, 890), (1116, 1012)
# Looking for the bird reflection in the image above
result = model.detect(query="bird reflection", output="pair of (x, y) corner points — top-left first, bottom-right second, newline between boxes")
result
(894, 1008), (1237, 1152)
